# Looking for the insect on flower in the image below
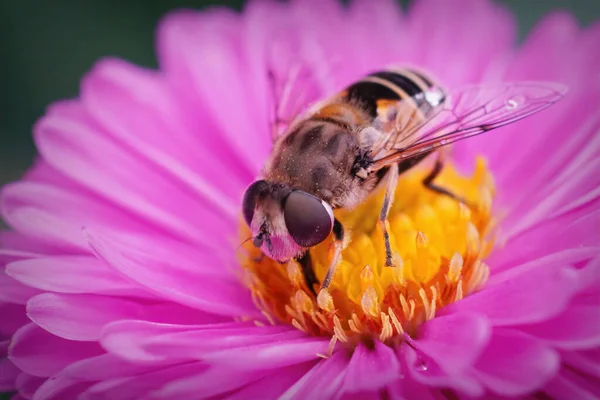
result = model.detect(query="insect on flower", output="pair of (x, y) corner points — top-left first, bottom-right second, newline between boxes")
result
(242, 66), (566, 299)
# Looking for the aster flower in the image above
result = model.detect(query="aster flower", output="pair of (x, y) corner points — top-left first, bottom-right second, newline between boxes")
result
(1, 0), (599, 399)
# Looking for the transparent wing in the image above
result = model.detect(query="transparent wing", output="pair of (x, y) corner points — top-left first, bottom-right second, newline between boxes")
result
(369, 81), (568, 170)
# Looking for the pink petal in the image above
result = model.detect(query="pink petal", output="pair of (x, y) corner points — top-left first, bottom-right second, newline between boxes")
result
(15, 373), (45, 399)
(400, 344), (483, 397)
(413, 312), (491, 374)
(100, 320), (304, 363)
(0, 358), (20, 391)
(1, 181), (153, 253)
(343, 341), (400, 393)
(561, 349), (600, 379)
(406, 0), (516, 87)
(0, 269), (41, 305)
(447, 258), (578, 325)
(79, 362), (206, 400)
(518, 305), (600, 350)
(279, 351), (348, 400)
(30, 376), (92, 400)
(489, 206), (600, 272)
(141, 325), (307, 362)
(34, 100), (230, 247)
(26, 293), (151, 341)
(473, 328), (559, 396)
(85, 229), (258, 318)
(200, 337), (329, 368)
(81, 58), (246, 215)
(157, 9), (270, 175)
(6, 256), (151, 297)
(9, 323), (103, 377)
(98, 320), (246, 362)
(62, 354), (172, 381)
(151, 365), (271, 399)
(0, 303), (28, 337)
(544, 369), (600, 400)
(226, 362), (315, 400)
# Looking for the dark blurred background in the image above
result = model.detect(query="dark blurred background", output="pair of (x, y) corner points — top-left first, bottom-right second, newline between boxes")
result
(0, 0), (598, 188)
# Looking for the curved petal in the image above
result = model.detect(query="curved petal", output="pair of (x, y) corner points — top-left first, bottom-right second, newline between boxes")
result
(79, 362), (206, 400)
(0, 302), (28, 337)
(0, 358), (20, 391)
(8, 324), (103, 377)
(157, 9), (270, 175)
(279, 351), (348, 400)
(473, 328), (559, 396)
(343, 341), (401, 393)
(400, 344), (483, 397)
(150, 364), (272, 400)
(27, 293), (149, 341)
(518, 305), (600, 350)
(15, 373), (45, 400)
(6, 256), (151, 297)
(447, 258), (579, 325)
(0, 269), (41, 305)
(543, 369), (600, 400)
(81, 58), (244, 217)
(85, 229), (258, 318)
(99, 320), (303, 363)
(34, 100), (231, 247)
(413, 312), (491, 375)
(226, 362), (314, 400)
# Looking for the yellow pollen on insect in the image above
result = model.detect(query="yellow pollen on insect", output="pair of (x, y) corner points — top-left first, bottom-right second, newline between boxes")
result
(239, 157), (497, 347)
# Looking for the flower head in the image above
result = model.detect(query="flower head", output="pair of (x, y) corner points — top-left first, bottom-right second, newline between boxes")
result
(1, 0), (599, 399)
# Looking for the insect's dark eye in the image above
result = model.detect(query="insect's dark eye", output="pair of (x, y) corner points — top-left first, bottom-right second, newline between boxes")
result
(242, 180), (269, 226)
(283, 191), (334, 247)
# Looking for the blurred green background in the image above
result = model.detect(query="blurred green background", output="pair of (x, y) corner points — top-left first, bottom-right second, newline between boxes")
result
(0, 0), (598, 189)
(0, 1), (598, 398)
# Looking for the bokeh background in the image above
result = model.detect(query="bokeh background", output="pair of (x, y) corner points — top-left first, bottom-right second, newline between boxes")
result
(0, 0), (599, 190)
(0, 1), (598, 399)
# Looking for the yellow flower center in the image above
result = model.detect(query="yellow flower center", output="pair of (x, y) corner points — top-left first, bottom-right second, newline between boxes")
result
(238, 157), (496, 352)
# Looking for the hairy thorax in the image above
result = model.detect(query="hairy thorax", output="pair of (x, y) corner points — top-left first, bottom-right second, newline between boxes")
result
(265, 119), (379, 209)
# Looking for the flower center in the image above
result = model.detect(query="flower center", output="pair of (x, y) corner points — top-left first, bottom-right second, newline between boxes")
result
(238, 157), (496, 351)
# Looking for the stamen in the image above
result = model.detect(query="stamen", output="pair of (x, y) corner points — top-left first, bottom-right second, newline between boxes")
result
(317, 289), (334, 312)
(448, 252), (463, 282)
(361, 286), (380, 317)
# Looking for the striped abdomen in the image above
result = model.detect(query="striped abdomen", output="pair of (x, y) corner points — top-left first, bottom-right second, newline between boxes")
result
(343, 68), (445, 121)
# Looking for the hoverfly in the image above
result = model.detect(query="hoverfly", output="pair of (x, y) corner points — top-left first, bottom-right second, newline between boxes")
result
(242, 66), (566, 297)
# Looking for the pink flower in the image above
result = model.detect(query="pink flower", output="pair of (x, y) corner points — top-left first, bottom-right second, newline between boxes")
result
(1, 0), (599, 399)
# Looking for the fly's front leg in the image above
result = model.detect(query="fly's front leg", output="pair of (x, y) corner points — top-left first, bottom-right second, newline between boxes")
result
(296, 251), (319, 297)
(320, 219), (344, 292)
(423, 153), (470, 205)
(380, 164), (400, 267)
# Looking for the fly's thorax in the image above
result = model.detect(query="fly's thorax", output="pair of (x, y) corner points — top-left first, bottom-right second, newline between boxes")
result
(265, 119), (367, 208)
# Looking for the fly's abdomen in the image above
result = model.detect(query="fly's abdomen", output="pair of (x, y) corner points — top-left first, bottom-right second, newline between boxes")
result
(343, 68), (446, 121)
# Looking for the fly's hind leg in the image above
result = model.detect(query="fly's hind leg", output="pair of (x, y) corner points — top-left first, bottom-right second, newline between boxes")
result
(423, 153), (470, 205)
(380, 163), (400, 267)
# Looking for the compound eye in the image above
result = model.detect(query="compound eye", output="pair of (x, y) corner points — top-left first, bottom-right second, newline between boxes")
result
(283, 191), (334, 247)
(242, 180), (269, 226)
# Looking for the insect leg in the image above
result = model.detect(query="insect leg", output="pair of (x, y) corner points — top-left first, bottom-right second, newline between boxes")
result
(296, 251), (319, 296)
(422, 154), (469, 204)
(380, 163), (400, 267)
(320, 219), (344, 291)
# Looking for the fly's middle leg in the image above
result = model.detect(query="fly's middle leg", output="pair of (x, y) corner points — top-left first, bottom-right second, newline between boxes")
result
(379, 163), (400, 267)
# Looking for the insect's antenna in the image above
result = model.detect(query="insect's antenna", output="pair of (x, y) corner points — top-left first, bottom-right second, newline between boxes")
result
(236, 235), (254, 250)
